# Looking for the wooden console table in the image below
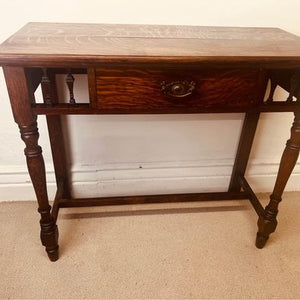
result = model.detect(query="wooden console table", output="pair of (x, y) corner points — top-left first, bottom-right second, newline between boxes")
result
(0, 23), (299, 261)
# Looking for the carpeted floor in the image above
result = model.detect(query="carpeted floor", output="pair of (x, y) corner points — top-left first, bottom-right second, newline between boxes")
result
(0, 192), (300, 299)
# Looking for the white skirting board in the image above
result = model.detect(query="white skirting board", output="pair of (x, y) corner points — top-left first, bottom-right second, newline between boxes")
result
(0, 158), (299, 201)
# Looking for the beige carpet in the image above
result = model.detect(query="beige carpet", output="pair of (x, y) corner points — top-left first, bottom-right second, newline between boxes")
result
(0, 192), (300, 299)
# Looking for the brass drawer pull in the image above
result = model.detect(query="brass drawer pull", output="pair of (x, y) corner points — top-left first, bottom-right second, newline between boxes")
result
(161, 80), (196, 98)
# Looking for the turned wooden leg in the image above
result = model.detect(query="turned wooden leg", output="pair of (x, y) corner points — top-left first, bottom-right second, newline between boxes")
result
(3, 66), (59, 261)
(256, 111), (300, 248)
(19, 120), (59, 260)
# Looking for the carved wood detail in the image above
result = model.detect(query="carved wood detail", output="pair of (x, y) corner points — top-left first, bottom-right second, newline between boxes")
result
(19, 120), (59, 261)
(3, 66), (59, 262)
(1, 24), (300, 260)
(66, 69), (76, 104)
(41, 68), (52, 105)
(256, 111), (300, 248)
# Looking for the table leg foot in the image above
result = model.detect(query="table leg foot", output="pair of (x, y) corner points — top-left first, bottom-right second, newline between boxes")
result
(46, 247), (59, 262)
(256, 233), (268, 249)
(255, 232), (269, 249)
(255, 195), (278, 249)
(40, 217), (59, 261)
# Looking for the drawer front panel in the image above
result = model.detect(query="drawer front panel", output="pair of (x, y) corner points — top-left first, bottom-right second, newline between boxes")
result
(93, 68), (267, 113)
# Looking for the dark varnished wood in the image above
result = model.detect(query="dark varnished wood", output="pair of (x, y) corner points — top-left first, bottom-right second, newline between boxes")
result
(50, 191), (249, 229)
(30, 102), (300, 115)
(265, 70), (300, 101)
(41, 71), (71, 199)
(237, 175), (264, 216)
(51, 180), (64, 222)
(287, 72), (300, 102)
(3, 66), (59, 261)
(24, 68), (43, 96)
(228, 113), (260, 192)
(58, 192), (248, 209)
(0, 23), (300, 67)
(41, 68), (52, 105)
(94, 68), (268, 113)
(256, 111), (300, 248)
(1, 23), (300, 260)
(66, 71), (76, 104)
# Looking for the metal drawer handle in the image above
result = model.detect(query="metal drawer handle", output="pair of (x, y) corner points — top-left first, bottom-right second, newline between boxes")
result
(161, 80), (196, 98)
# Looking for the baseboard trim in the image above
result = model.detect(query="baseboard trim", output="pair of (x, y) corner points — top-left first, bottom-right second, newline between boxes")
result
(0, 159), (299, 201)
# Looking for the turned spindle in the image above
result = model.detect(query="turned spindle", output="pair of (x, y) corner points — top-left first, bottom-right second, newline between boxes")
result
(41, 68), (52, 105)
(256, 111), (300, 248)
(286, 73), (299, 102)
(266, 76), (277, 103)
(66, 70), (76, 104)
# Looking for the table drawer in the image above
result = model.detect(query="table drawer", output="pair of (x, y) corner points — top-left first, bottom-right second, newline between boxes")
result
(91, 67), (267, 113)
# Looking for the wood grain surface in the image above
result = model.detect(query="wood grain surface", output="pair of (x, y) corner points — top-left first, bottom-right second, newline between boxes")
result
(0, 23), (299, 67)
(2, 24), (300, 260)
(94, 67), (267, 113)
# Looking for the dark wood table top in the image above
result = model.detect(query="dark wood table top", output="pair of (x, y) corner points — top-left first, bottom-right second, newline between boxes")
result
(0, 22), (299, 67)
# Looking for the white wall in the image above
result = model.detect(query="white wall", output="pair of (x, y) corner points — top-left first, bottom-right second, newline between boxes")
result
(0, 0), (299, 201)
